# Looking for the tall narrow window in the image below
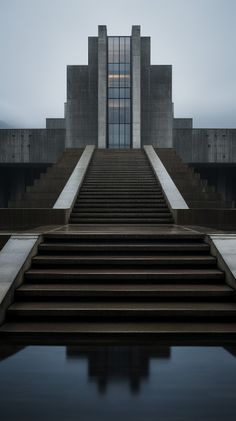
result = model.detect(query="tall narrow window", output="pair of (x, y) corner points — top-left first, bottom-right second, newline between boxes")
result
(107, 37), (131, 148)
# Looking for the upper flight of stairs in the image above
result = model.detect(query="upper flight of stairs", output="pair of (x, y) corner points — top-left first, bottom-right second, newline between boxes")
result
(70, 149), (174, 224)
(1, 231), (236, 342)
(156, 148), (231, 208)
(8, 149), (83, 208)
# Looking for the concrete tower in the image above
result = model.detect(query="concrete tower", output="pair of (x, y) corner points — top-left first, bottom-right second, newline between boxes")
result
(65, 25), (173, 149)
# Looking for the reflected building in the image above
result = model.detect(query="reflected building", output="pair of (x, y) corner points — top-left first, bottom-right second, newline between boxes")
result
(66, 345), (171, 394)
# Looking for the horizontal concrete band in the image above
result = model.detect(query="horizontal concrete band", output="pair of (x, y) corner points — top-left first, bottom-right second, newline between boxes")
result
(175, 208), (236, 230)
(0, 235), (40, 324)
(53, 145), (95, 209)
(0, 209), (68, 230)
(144, 145), (189, 210)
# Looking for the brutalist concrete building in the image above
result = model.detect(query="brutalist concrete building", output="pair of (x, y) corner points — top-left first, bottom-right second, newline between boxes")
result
(65, 25), (172, 149)
(1, 25), (236, 343)
(0, 25), (236, 209)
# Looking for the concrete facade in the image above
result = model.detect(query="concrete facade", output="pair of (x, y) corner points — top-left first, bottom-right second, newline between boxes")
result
(0, 129), (65, 163)
(98, 26), (107, 148)
(174, 129), (236, 163)
(65, 25), (173, 149)
(132, 26), (141, 148)
(0, 25), (235, 165)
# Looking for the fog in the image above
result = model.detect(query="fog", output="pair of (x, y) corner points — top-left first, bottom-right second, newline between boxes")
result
(0, 0), (235, 128)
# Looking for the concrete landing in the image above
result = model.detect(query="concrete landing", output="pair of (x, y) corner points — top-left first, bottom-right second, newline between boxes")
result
(52, 224), (199, 235)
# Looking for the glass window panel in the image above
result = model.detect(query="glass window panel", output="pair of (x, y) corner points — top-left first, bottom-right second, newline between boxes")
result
(109, 74), (119, 88)
(113, 107), (119, 124)
(120, 110), (125, 124)
(107, 37), (131, 148)
(125, 125), (130, 146)
(119, 76), (125, 88)
(113, 37), (119, 51)
(108, 38), (114, 63)
(108, 88), (120, 99)
(120, 124), (125, 147)
(113, 50), (119, 63)
(120, 37), (125, 63)
(125, 40), (130, 63)
(119, 88), (129, 99)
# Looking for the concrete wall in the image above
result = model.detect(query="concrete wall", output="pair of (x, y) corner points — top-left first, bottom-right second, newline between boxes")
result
(173, 118), (193, 129)
(174, 128), (236, 163)
(98, 25), (107, 148)
(46, 118), (65, 129)
(132, 26), (141, 148)
(65, 37), (98, 148)
(141, 37), (151, 146)
(0, 129), (65, 163)
(149, 65), (173, 147)
(141, 63), (173, 147)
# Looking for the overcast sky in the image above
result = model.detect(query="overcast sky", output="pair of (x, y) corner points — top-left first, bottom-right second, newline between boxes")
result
(0, 0), (235, 128)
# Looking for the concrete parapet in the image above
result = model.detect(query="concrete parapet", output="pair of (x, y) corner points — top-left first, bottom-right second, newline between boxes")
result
(144, 146), (189, 211)
(0, 235), (40, 324)
(206, 235), (236, 290)
(53, 145), (95, 213)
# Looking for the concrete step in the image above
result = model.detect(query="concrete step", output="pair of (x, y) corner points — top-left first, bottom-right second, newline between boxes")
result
(69, 218), (173, 224)
(70, 212), (172, 218)
(24, 268), (224, 282)
(71, 209), (170, 214)
(2, 321), (236, 341)
(32, 254), (216, 266)
(79, 188), (163, 192)
(38, 242), (210, 253)
(73, 200), (169, 206)
(7, 301), (236, 319)
(16, 283), (233, 299)
(74, 198), (166, 203)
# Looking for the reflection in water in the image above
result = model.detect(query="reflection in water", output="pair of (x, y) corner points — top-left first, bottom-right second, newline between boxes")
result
(0, 345), (25, 361)
(66, 346), (171, 394)
(0, 344), (236, 421)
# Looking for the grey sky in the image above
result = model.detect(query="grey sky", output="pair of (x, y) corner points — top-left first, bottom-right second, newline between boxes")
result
(0, 0), (235, 128)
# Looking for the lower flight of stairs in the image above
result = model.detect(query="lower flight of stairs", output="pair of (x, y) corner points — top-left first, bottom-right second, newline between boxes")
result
(1, 232), (236, 342)
(8, 149), (83, 208)
(156, 148), (231, 208)
(70, 149), (174, 224)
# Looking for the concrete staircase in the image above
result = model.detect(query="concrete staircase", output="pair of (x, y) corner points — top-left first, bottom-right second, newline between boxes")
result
(156, 148), (231, 208)
(8, 149), (83, 208)
(1, 231), (236, 342)
(70, 149), (174, 224)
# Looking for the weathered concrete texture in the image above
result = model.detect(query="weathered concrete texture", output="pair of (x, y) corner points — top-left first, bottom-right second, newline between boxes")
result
(66, 36), (98, 149)
(0, 208), (68, 230)
(207, 235), (236, 289)
(173, 118), (193, 129)
(174, 208), (236, 230)
(8, 149), (84, 208)
(46, 118), (65, 129)
(141, 36), (151, 146)
(174, 129), (236, 163)
(0, 235), (40, 324)
(54, 145), (95, 210)
(132, 26), (141, 148)
(98, 26), (107, 148)
(0, 129), (65, 163)
(0, 165), (49, 207)
(144, 146), (188, 210)
(142, 65), (173, 148)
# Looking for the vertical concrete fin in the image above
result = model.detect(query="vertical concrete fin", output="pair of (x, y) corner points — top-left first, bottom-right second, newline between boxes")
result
(98, 26), (107, 148)
(132, 26), (141, 148)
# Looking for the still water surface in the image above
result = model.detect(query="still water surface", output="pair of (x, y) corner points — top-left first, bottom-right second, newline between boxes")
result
(0, 345), (236, 421)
